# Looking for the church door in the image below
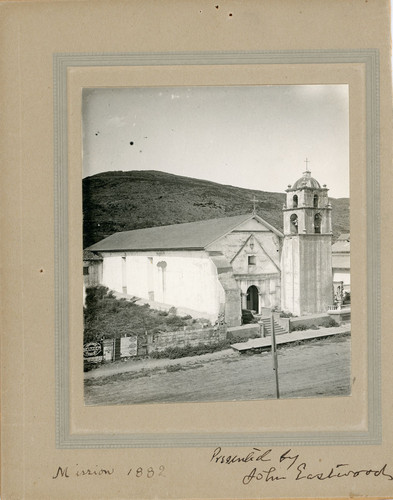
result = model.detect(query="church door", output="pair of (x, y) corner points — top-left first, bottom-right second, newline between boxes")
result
(246, 285), (259, 313)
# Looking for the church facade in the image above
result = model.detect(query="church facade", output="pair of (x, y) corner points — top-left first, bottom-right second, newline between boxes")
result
(86, 170), (337, 326)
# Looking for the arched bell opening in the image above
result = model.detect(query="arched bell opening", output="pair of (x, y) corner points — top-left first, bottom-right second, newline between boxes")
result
(314, 213), (321, 234)
(290, 214), (298, 234)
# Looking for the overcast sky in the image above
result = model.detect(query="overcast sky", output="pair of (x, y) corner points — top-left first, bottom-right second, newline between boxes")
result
(83, 85), (349, 198)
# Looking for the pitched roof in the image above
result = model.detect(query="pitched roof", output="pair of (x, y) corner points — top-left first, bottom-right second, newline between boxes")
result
(332, 235), (350, 253)
(87, 213), (281, 252)
(337, 233), (350, 241)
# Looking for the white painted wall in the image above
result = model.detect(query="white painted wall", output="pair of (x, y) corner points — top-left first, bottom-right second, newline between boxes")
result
(100, 251), (222, 318)
(102, 254), (123, 292)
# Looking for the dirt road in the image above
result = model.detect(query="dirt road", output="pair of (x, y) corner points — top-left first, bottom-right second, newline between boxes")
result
(84, 334), (351, 405)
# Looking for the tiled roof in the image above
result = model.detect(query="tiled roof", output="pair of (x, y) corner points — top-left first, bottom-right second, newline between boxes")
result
(88, 213), (281, 252)
(337, 233), (350, 241)
(332, 238), (350, 253)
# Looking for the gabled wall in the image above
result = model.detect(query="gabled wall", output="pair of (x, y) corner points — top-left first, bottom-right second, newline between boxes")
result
(206, 217), (282, 313)
(207, 217), (282, 275)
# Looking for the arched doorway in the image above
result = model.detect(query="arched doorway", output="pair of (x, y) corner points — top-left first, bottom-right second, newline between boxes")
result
(246, 285), (259, 313)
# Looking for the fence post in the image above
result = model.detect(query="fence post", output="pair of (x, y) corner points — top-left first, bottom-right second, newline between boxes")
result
(259, 320), (265, 338)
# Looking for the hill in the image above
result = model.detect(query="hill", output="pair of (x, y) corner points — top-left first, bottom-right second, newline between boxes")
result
(83, 170), (350, 248)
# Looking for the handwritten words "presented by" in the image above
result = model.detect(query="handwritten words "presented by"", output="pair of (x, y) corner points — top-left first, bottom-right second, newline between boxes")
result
(210, 447), (393, 485)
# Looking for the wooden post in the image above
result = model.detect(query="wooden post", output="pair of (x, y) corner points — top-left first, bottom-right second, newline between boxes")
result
(271, 313), (280, 399)
(258, 320), (265, 338)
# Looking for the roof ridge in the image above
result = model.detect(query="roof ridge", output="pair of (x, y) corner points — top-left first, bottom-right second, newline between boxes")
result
(87, 213), (274, 252)
(111, 213), (254, 235)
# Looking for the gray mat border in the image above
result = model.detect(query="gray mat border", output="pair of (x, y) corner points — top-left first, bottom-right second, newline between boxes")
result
(54, 50), (380, 449)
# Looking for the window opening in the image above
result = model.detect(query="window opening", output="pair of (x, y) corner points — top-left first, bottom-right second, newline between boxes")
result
(157, 261), (167, 295)
(248, 255), (256, 266)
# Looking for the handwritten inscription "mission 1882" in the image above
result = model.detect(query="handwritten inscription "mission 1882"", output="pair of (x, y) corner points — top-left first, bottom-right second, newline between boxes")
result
(210, 447), (393, 485)
(52, 465), (165, 479)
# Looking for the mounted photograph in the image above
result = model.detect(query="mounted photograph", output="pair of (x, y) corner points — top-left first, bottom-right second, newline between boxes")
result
(82, 85), (351, 406)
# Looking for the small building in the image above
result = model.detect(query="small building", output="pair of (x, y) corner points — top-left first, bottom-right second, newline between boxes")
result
(83, 250), (103, 303)
(83, 249), (103, 286)
(332, 233), (350, 296)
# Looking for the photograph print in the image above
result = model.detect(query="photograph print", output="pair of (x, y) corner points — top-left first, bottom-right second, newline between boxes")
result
(82, 85), (351, 406)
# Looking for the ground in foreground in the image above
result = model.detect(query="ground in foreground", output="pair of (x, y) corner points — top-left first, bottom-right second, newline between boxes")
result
(84, 334), (351, 406)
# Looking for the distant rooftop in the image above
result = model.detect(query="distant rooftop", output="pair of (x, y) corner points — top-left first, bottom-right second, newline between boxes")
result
(337, 233), (350, 241)
(332, 233), (350, 253)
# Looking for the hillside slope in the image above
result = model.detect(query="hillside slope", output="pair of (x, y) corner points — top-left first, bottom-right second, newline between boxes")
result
(83, 170), (350, 248)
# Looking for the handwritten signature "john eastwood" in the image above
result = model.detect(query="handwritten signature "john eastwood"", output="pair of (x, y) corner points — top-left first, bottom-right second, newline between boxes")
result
(210, 447), (393, 485)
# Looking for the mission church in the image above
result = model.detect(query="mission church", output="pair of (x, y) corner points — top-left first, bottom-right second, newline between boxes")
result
(87, 168), (336, 327)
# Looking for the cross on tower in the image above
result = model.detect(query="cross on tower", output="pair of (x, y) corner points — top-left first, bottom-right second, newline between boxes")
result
(251, 195), (258, 214)
(304, 157), (311, 172)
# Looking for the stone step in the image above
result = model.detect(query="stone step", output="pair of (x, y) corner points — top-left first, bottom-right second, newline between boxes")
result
(258, 317), (288, 336)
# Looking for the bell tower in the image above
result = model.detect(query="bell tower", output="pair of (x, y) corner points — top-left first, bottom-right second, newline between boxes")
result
(281, 161), (333, 315)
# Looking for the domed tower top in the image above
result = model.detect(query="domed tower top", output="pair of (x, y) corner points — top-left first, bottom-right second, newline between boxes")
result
(287, 159), (325, 193)
(291, 170), (322, 190)
(283, 159), (332, 236)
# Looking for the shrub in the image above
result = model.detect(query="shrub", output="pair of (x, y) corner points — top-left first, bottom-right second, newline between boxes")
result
(242, 309), (257, 324)
(166, 364), (182, 373)
(84, 286), (205, 343)
(322, 318), (339, 328)
(149, 340), (232, 359)
(291, 324), (309, 331)
(83, 360), (100, 372)
(279, 311), (294, 318)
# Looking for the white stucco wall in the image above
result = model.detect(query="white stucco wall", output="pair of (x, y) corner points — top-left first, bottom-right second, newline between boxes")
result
(102, 254), (123, 292)
(101, 251), (223, 319)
